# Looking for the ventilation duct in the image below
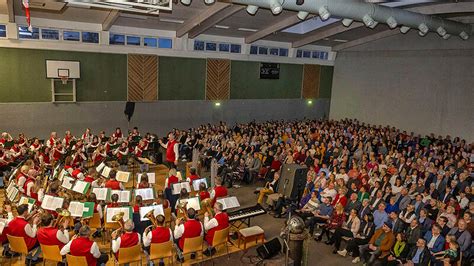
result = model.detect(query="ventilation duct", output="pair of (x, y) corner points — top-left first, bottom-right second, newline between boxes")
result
(231, 0), (472, 40)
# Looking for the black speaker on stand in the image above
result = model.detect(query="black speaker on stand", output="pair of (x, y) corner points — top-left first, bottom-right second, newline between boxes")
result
(124, 101), (135, 129)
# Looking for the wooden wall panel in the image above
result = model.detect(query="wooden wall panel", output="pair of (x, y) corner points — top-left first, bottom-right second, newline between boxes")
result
(302, 64), (321, 99)
(206, 59), (230, 100)
(127, 54), (158, 102)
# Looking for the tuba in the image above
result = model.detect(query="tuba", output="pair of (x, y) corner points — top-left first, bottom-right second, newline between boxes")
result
(201, 198), (214, 217)
(143, 209), (159, 234)
(176, 201), (188, 222)
(111, 212), (125, 240)
(54, 208), (71, 229)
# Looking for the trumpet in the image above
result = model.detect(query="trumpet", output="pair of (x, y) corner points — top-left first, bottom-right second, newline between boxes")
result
(143, 209), (158, 234)
(201, 198), (214, 217)
(54, 208), (71, 229)
(111, 212), (125, 240)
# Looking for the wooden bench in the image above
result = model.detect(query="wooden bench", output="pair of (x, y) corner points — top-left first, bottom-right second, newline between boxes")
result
(237, 226), (265, 249)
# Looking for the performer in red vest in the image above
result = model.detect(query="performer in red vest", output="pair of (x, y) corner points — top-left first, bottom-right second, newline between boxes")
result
(164, 168), (179, 189)
(60, 225), (109, 266)
(37, 212), (70, 250)
(210, 177), (228, 206)
(104, 170), (124, 190)
(173, 208), (203, 263)
(203, 202), (229, 256)
(8, 204), (41, 263)
(186, 167), (200, 185)
(159, 133), (179, 167)
(111, 220), (140, 259)
(198, 182), (210, 201)
(143, 214), (173, 265)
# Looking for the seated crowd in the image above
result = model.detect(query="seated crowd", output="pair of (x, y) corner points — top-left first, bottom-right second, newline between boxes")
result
(0, 118), (472, 266)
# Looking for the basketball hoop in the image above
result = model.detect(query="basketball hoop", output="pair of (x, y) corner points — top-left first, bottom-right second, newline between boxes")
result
(59, 76), (68, 85)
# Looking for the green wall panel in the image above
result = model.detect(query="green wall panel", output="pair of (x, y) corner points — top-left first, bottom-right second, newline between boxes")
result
(0, 48), (127, 102)
(159, 56), (206, 100)
(230, 61), (302, 99)
(319, 66), (334, 99)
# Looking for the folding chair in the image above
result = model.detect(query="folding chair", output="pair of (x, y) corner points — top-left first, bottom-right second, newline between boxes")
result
(40, 244), (63, 265)
(117, 244), (142, 265)
(150, 240), (173, 265)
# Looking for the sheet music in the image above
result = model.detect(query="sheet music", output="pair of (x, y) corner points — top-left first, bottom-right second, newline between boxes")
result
(179, 197), (201, 211)
(106, 207), (132, 223)
(134, 188), (154, 201)
(217, 196), (240, 210)
(92, 187), (110, 201)
(139, 205), (164, 221)
(101, 166), (112, 178)
(192, 178), (208, 191)
(68, 201), (84, 217)
(172, 182), (191, 195)
(61, 176), (75, 190)
(116, 171), (130, 183)
(111, 190), (131, 203)
(6, 180), (16, 196)
(58, 169), (67, 181)
(19, 196), (35, 212)
(72, 180), (90, 194)
(7, 186), (19, 202)
(41, 195), (64, 211)
(137, 173), (156, 184)
(96, 162), (106, 173)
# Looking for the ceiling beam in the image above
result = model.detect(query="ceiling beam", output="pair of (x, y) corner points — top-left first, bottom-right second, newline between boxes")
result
(102, 10), (120, 31)
(177, 2), (230, 38)
(292, 2), (474, 48)
(6, 0), (14, 23)
(188, 5), (244, 39)
(245, 14), (315, 44)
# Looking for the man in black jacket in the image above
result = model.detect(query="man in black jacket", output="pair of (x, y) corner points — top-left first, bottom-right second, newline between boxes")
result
(405, 238), (430, 266)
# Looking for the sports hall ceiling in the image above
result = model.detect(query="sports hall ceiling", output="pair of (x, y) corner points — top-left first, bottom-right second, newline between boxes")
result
(0, 0), (473, 50)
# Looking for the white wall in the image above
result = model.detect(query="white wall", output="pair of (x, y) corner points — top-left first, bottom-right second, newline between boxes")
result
(330, 31), (474, 141)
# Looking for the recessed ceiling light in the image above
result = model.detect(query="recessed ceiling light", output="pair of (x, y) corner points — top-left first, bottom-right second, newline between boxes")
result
(215, 25), (230, 29)
(333, 39), (348, 43)
(159, 18), (184, 24)
(238, 27), (258, 32)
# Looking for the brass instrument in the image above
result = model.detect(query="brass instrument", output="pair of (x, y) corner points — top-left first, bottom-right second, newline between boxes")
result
(25, 205), (41, 222)
(201, 198), (214, 217)
(176, 201), (188, 223)
(143, 209), (158, 233)
(54, 208), (71, 229)
(111, 212), (125, 240)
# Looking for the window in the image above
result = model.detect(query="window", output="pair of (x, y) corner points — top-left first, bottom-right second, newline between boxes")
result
(230, 44), (241, 53)
(205, 42), (217, 51)
(194, 40), (204, 51)
(41, 29), (59, 40)
(63, 31), (80, 41)
(18, 26), (40, 39)
(144, 37), (157, 47)
(158, 38), (172, 49)
(269, 48), (279, 56)
(110, 34), (125, 45)
(303, 50), (311, 58)
(321, 52), (328, 60)
(219, 43), (230, 52)
(250, 45), (258, 55)
(279, 48), (288, 57)
(312, 51), (320, 59)
(258, 47), (268, 55)
(296, 50), (302, 58)
(126, 35), (140, 46)
(82, 32), (99, 43)
(0, 25), (6, 38)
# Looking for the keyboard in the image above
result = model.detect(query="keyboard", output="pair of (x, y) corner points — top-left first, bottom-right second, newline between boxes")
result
(228, 204), (267, 226)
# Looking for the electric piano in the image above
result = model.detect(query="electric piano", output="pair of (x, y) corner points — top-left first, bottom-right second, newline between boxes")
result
(228, 204), (267, 228)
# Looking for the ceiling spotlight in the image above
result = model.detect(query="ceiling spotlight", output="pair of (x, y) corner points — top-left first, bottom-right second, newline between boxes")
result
(342, 18), (353, 27)
(418, 31), (427, 37)
(180, 0), (191, 5)
(442, 34), (451, 40)
(297, 11), (309, 20)
(246, 5), (259, 15)
(459, 31), (469, 40)
(318, 6), (330, 21)
(269, 0), (283, 15)
(386, 17), (397, 29)
(400, 26), (410, 34)
(436, 27), (446, 37)
(418, 23), (428, 34)
(362, 14), (375, 28)
(204, 0), (215, 4)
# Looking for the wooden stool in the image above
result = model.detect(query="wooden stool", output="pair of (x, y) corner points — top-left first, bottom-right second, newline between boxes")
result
(238, 226), (265, 249)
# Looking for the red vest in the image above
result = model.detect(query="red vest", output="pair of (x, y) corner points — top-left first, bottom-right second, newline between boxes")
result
(105, 180), (121, 190)
(117, 232), (139, 257)
(40, 153), (50, 165)
(70, 237), (96, 266)
(205, 212), (229, 245)
(84, 176), (94, 183)
(93, 154), (104, 164)
(37, 227), (66, 249)
(23, 178), (34, 196)
(188, 175), (200, 185)
(151, 227), (171, 244)
(53, 148), (62, 161)
(16, 172), (26, 183)
(167, 176), (179, 188)
(179, 219), (202, 249)
(8, 217), (37, 250)
(71, 169), (82, 179)
(212, 186), (228, 206)
(199, 191), (210, 201)
(166, 140), (177, 163)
